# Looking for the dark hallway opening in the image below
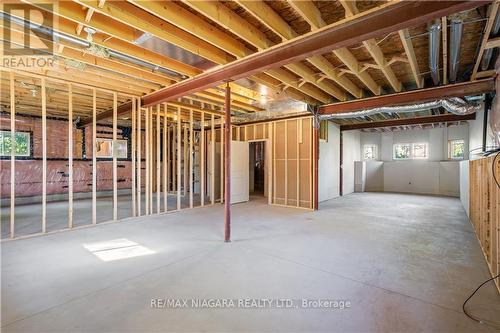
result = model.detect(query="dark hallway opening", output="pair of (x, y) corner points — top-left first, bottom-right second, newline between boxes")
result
(249, 141), (265, 196)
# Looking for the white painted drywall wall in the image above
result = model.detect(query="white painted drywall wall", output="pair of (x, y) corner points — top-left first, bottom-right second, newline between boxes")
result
(358, 124), (468, 197)
(354, 161), (366, 192)
(342, 130), (361, 195)
(319, 122), (340, 202)
(365, 161), (384, 191)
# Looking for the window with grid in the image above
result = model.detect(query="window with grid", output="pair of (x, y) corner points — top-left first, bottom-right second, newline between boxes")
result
(363, 144), (378, 160)
(0, 131), (31, 157)
(393, 143), (428, 160)
(448, 139), (465, 159)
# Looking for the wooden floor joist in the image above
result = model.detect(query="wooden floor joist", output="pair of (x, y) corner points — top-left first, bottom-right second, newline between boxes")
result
(140, 0), (485, 106)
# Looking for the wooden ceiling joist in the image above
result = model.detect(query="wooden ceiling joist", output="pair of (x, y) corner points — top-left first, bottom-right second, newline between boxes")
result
(319, 79), (494, 115)
(339, 0), (403, 92)
(126, 0), (331, 103)
(236, 0), (364, 98)
(289, 0), (381, 95)
(184, 0), (345, 102)
(65, 0), (315, 103)
(472, 1), (500, 80)
(398, 29), (424, 89)
(140, 0), (487, 107)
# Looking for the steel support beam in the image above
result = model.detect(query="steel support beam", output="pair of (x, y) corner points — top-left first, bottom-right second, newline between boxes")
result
(339, 113), (476, 131)
(224, 83), (231, 242)
(140, 1), (484, 107)
(320, 79), (495, 115)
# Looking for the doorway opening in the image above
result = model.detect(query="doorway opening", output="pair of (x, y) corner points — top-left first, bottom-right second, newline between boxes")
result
(249, 141), (265, 197)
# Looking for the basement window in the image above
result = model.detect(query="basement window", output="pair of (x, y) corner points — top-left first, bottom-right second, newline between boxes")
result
(393, 143), (411, 159)
(0, 131), (30, 157)
(413, 143), (428, 159)
(363, 144), (378, 160)
(96, 138), (128, 158)
(448, 139), (465, 159)
(393, 143), (428, 160)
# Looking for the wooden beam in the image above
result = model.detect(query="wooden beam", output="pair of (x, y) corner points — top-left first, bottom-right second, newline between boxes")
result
(149, 106), (154, 214)
(10, 3), (308, 105)
(220, 118), (224, 203)
(92, 88), (97, 224)
(472, 2), (500, 80)
(140, 0), (483, 106)
(398, 29), (424, 88)
(163, 103), (168, 212)
(137, 102), (141, 216)
(340, 113), (476, 131)
(145, 106), (150, 215)
(182, 0), (271, 51)
(177, 106), (182, 210)
(442, 16), (448, 85)
(319, 79), (495, 114)
(41, 78), (47, 233)
(288, 0), (324, 29)
(127, 0), (246, 58)
(189, 109), (193, 209)
(290, 0), (381, 94)
(333, 48), (381, 94)
(68, 84), (74, 228)
(60, 0), (233, 64)
(184, 0), (344, 101)
(9, 72), (15, 239)
(236, 0), (361, 98)
(211, 114), (215, 205)
(224, 83), (231, 242)
(485, 36), (500, 49)
(235, 0), (295, 41)
(132, 97), (136, 217)
(476, 69), (496, 79)
(340, 0), (402, 92)
(156, 104), (161, 214)
(183, 123), (188, 196)
(160, 0), (331, 102)
(113, 92), (118, 221)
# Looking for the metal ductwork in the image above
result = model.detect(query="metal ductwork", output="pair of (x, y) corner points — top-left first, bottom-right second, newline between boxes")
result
(319, 98), (481, 120)
(1, 12), (184, 79)
(449, 19), (463, 82)
(429, 23), (441, 85)
(481, 10), (500, 71)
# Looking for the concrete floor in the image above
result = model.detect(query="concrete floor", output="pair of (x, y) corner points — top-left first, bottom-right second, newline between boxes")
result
(1, 193), (499, 332)
(1, 192), (208, 239)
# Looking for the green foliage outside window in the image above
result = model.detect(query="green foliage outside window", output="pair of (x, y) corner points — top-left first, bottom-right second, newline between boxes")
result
(449, 140), (464, 159)
(0, 131), (30, 156)
(394, 144), (411, 159)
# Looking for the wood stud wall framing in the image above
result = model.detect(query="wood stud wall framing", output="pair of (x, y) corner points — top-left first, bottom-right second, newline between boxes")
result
(2, 71), (142, 239)
(234, 117), (314, 210)
(2, 70), (317, 242)
(469, 156), (500, 293)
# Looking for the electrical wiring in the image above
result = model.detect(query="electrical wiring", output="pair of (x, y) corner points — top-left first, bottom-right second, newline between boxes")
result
(462, 150), (500, 328)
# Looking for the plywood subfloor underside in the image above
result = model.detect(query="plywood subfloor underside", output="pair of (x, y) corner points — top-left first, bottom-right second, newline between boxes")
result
(2, 193), (499, 332)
